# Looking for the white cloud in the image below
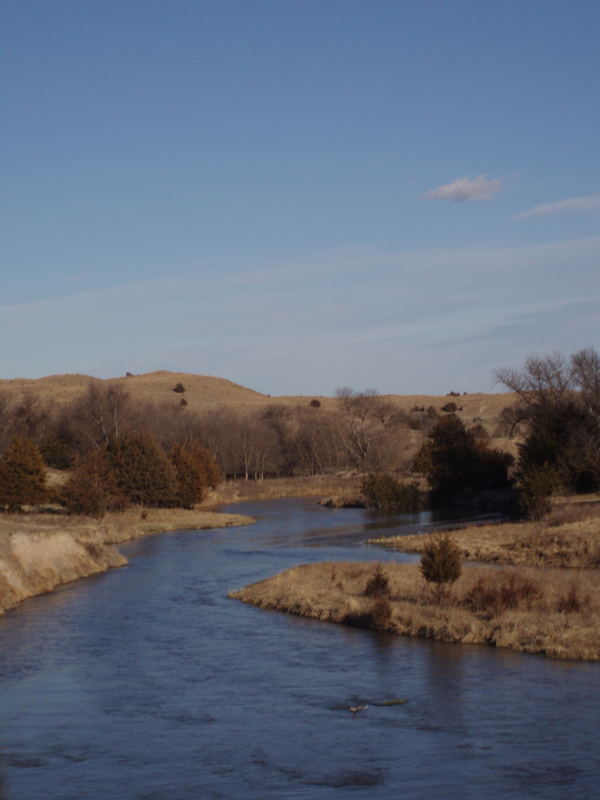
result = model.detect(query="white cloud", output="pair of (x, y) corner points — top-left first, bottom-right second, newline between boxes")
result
(513, 192), (600, 220)
(423, 174), (503, 202)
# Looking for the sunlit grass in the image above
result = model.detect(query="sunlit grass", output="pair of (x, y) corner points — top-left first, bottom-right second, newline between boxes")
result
(230, 560), (600, 661)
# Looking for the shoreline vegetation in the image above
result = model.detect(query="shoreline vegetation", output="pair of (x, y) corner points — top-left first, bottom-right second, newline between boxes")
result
(371, 496), (600, 569)
(230, 492), (600, 662)
(230, 558), (600, 662)
(0, 506), (253, 617)
(0, 475), (362, 618)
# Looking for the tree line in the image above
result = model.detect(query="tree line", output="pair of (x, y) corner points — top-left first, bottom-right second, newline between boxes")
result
(0, 382), (434, 514)
(1, 347), (598, 517)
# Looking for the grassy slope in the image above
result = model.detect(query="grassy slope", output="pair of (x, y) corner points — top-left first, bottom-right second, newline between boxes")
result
(0, 370), (516, 427)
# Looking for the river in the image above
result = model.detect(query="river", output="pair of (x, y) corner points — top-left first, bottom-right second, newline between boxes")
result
(1, 498), (598, 799)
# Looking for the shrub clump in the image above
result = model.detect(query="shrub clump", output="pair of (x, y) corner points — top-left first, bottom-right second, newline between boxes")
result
(363, 565), (390, 598)
(371, 596), (393, 628)
(61, 450), (128, 517)
(413, 414), (513, 496)
(518, 464), (563, 520)
(170, 441), (222, 508)
(420, 534), (462, 602)
(173, 382), (186, 393)
(463, 572), (543, 616)
(107, 433), (176, 507)
(0, 436), (47, 511)
(361, 474), (422, 513)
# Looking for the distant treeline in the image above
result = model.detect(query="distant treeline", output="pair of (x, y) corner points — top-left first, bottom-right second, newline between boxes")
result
(0, 384), (446, 480)
(1, 347), (599, 519)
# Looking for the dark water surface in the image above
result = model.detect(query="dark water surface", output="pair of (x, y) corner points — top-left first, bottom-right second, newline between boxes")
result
(1, 499), (598, 799)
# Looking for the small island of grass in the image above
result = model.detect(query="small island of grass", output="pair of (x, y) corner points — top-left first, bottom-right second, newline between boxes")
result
(229, 555), (600, 661)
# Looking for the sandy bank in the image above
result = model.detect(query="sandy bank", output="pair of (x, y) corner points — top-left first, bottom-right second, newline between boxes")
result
(230, 561), (600, 661)
(0, 507), (253, 616)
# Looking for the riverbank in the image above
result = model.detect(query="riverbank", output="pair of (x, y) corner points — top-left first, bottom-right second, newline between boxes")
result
(0, 507), (253, 616)
(204, 474), (363, 505)
(230, 560), (600, 661)
(370, 495), (600, 568)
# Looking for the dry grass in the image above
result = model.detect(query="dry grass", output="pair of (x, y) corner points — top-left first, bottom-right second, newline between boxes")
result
(0, 371), (518, 426)
(230, 561), (600, 661)
(204, 475), (364, 505)
(371, 497), (600, 569)
(0, 506), (253, 615)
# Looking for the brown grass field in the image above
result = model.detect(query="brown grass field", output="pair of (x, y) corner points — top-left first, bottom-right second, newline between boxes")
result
(230, 559), (600, 661)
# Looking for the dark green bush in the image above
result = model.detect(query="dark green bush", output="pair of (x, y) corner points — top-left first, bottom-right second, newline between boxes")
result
(361, 473), (422, 513)
(420, 534), (462, 601)
(413, 414), (513, 495)
(107, 433), (176, 507)
(173, 383), (186, 393)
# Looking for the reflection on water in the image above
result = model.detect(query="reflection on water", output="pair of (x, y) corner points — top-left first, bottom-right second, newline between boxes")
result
(0, 497), (598, 799)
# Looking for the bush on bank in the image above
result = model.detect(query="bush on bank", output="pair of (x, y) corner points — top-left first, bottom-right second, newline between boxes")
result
(361, 473), (422, 513)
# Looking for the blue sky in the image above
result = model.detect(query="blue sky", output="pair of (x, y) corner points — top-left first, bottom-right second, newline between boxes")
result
(2, 0), (599, 395)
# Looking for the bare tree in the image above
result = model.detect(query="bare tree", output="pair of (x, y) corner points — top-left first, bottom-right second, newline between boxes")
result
(496, 352), (571, 409)
(334, 387), (396, 469)
(571, 347), (600, 419)
(71, 381), (136, 448)
(496, 348), (600, 493)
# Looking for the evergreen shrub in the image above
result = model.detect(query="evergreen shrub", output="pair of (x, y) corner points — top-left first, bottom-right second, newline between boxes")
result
(361, 473), (422, 513)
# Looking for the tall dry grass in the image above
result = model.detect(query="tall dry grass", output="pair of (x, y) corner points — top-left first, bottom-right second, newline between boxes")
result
(0, 506), (253, 615)
(230, 561), (600, 661)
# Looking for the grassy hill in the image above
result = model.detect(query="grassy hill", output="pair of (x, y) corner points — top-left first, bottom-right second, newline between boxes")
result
(0, 372), (517, 455)
(0, 370), (514, 417)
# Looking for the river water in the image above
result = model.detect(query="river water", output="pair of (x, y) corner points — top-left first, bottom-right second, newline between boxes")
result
(1, 498), (598, 799)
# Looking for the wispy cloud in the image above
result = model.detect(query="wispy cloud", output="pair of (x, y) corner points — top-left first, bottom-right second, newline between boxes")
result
(423, 174), (503, 202)
(2, 237), (598, 394)
(514, 192), (600, 220)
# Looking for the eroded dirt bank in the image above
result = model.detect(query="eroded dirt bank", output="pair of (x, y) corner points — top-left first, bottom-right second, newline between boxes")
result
(0, 507), (253, 616)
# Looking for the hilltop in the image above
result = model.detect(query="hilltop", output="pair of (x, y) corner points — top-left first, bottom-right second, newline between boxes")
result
(0, 370), (515, 425)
